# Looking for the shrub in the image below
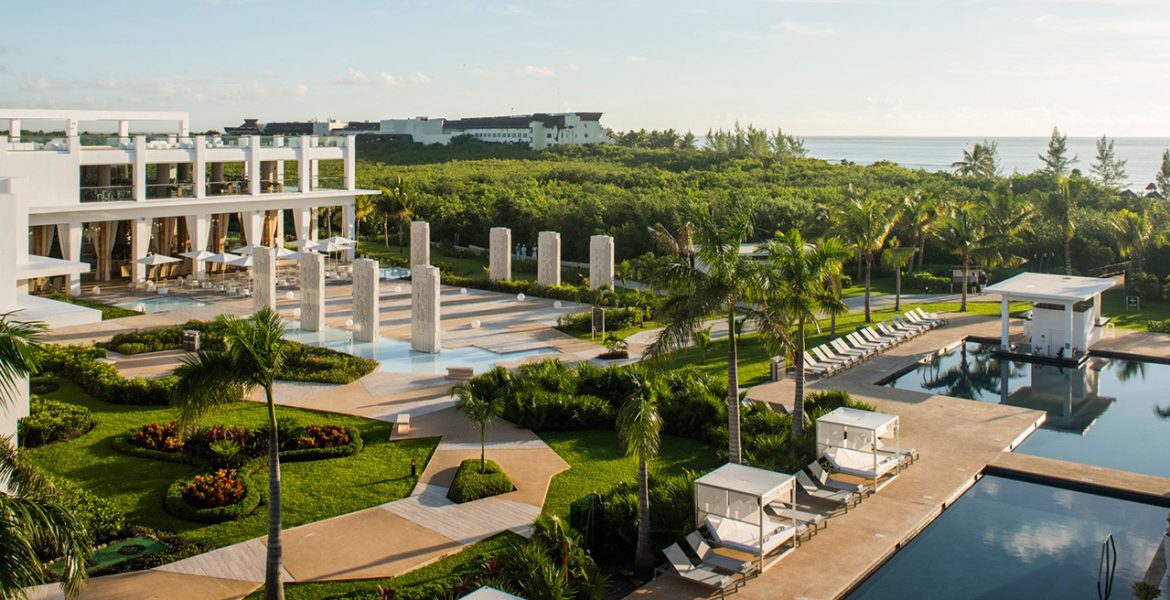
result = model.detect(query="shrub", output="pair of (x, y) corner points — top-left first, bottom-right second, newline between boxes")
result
(17, 397), (94, 448)
(165, 467), (261, 524)
(291, 424), (350, 449)
(1148, 319), (1170, 334)
(184, 424), (253, 459)
(129, 422), (185, 452)
(596, 472), (698, 566)
(31, 475), (126, 546)
(279, 343), (379, 384)
(448, 459), (514, 503)
(1131, 272), (1163, 301)
(34, 345), (179, 406)
(182, 468), (246, 508)
(556, 307), (642, 333)
(903, 272), (951, 293)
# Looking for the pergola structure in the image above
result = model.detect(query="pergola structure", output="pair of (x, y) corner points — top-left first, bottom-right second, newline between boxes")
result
(984, 273), (1118, 360)
(694, 463), (799, 572)
(816, 407), (903, 491)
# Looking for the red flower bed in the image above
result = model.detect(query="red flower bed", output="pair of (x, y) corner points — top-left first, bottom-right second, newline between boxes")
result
(129, 421), (184, 452)
(292, 424), (350, 449)
(181, 469), (246, 508)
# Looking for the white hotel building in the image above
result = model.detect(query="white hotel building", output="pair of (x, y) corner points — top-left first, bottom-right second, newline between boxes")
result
(0, 108), (374, 443)
(379, 112), (609, 150)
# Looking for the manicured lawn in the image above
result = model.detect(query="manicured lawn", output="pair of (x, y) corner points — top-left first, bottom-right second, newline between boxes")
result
(560, 320), (660, 344)
(26, 378), (438, 550)
(244, 533), (515, 600)
(539, 430), (721, 519)
(1100, 288), (1170, 330)
(41, 290), (142, 320)
(842, 276), (895, 298)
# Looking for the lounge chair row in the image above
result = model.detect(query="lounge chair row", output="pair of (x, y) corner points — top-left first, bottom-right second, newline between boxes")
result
(799, 308), (949, 378)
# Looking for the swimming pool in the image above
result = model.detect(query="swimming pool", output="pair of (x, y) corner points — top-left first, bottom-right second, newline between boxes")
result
(848, 475), (1169, 599)
(283, 324), (559, 375)
(115, 296), (209, 314)
(379, 266), (411, 280)
(885, 341), (1170, 478)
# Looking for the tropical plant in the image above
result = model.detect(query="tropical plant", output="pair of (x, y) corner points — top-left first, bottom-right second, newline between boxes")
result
(901, 189), (940, 272)
(377, 177), (414, 253)
(1157, 149), (1170, 197)
(756, 230), (850, 437)
(880, 241), (917, 312)
(952, 140), (1000, 178)
(170, 307), (289, 600)
(615, 371), (662, 576)
(836, 188), (900, 322)
(1091, 135), (1127, 190)
(646, 206), (760, 463)
(647, 222), (696, 270)
(935, 205), (1002, 312)
(1039, 126), (1077, 178)
(451, 383), (503, 474)
(1038, 177), (1082, 275)
(1112, 207), (1160, 274)
(693, 327), (712, 365)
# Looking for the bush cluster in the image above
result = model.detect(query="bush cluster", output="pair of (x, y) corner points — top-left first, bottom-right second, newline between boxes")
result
(121, 421), (361, 464)
(34, 345), (178, 406)
(17, 396), (94, 448)
(32, 475), (126, 547)
(440, 273), (583, 302)
(556, 306), (643, 333)
(1147, 319), (1170, 334)
(165, 465), (261, 524)
(447, 459), (515, 503)
(291, 424), (349, 449)
(182, 468), (246, 508)
(129, 421), (184, 452)
(903, 271), (951, 293)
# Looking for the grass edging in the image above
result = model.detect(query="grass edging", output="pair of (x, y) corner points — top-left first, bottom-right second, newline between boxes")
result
(448, 458), (515, 503)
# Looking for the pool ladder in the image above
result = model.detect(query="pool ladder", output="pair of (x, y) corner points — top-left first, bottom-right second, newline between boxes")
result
(1098, 533), (1116, 599)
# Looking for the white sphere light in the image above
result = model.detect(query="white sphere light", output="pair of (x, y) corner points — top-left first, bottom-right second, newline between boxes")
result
(471, 320), (481, 329)
(460, 287), (468, 295)
(516, 293), (526, 302)
(345, 319), (354, 328)
(285, 291), (295, 300)
(554, 301), (563, 309)
(394, 285), (403, 293)
(92, 286), (102, 296)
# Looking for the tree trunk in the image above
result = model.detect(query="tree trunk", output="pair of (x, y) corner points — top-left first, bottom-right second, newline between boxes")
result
(480, 423), (486, 474)
(864, 254), (872, 322)
(264, 386), (285, 600)
(633, 458), (653, 576)
(398, 221), (405, 256)
(791, 322), (806, 438)
(894, 266), (902, 311)
(726, 309), (741, 464)
(960, 256), (969, 312)
(916, 235), (926, 270)
(1064, 231), (1073, 276)
(383, 216), (390, 250)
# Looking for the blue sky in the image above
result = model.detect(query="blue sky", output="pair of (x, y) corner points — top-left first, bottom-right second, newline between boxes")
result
(3, 0), (1168, 135)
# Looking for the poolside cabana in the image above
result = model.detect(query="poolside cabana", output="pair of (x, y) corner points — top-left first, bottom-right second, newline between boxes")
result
(983, 273), (1119, 360)
(694, 463), (799, 572)
(816, 407), (903, 492)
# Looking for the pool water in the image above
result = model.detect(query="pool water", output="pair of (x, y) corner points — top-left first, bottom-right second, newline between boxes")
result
(848, 475), (1169, 599)
(379, 266), (411, 280)
(283, 324), (559, 375)
(115, 296), (209, 314)
(886, 342), (1170, 478)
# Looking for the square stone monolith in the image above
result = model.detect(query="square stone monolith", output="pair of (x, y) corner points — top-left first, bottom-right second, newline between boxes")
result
(589, 235), (614, 289)
(299, 252), (326, 331)
(411, 265), (441, 353)
(352, 258), (380, 342)
(537, 231), (561, 287)
(489, 227), (511, 281)
(410, 221), (430, 267)
(253, 246), (276, 311)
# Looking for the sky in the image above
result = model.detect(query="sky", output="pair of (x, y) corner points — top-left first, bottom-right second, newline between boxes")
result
(3, 0), (1169, 136)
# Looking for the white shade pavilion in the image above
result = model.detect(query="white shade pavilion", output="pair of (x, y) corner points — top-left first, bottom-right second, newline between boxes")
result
(694, 463), (798, 571)
(983, 273), (1119, 359)
(815, 407), (903, 491)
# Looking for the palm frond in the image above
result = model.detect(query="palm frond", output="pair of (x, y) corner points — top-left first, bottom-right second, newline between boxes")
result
(0, 313), (45, 409)
(171, 350), (249, 430)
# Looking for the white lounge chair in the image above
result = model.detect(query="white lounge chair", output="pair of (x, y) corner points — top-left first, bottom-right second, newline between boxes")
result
(823, 447), (902, 480)
(813, 345), (855, 368)
(801, 352), (839, 377)
(846, 331), (885, 353)
(877, 321), (917, 341)
(862, 326), (903, 347)
(832, 338), (871, 360)
(764, 503), (827, 535)
(892, 315), (931, 334)
(911, 307), (949, 326)
(662, 543), (737, 598)
(807, 462), (870, 496)
(903, 310), (940, 330)
(704, 515), (795, 557)
(794, 469), (859, 510)
(683, 531), (756, 578)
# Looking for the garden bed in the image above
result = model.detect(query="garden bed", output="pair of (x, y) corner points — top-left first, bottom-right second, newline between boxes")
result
(448, 459), (515, 503)
(18, 396), (95, 448)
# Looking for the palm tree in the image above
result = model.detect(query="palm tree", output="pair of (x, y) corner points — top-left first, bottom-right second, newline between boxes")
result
(1038, 178), (1080, 275)
(952, 141), (1000, 178)
(647, 208), (759, 463)
(880, 241), (917, 312)
(1111, 207), (1160, 274)
(451, 384), (503, 474)
(935, 206), (1000, 312)
(693, 327), (712, 365)
(902, 190), (940, 273)
(756, 231), (850, 437)
(0, 314), (90, 600)
(171, 307), (289, 600)
(647, 222), (696, 270)
(837, 190), (900, 322)
(981, 184), (1033, 269)
(377, 177), (413, 254)
(615, 372), (661, 577)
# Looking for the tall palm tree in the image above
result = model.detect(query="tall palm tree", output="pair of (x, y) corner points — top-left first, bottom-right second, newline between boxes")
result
(880, 241), (917, 312)
(377, 177), (413, 254)
(756, 231), (850, 437)
(172, 307), (288, 600)
(615, 372), (661, 576)
(935, 206), (1001, 312)
(450, 384), (503, 473)
(647, 222), (696, 270)
(0, 314), (90, 600)
(647, 208), (759, 463)
(902, 190), (940, 273)
(1038, 178), (1081, 275)
(952, 141), (1000, 178)
(1111, 207), (1160, 274)
(837, 190), (900, 322)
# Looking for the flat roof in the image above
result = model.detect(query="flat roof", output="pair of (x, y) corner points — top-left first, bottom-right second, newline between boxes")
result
(983, 273), (1119, 303)
(817, 406), (898, 431)
(695, 462), (793, 497)
(16, 255), (90, 279)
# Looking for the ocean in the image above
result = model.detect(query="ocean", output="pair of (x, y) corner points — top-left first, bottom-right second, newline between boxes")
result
(799, 137), (1170, 190)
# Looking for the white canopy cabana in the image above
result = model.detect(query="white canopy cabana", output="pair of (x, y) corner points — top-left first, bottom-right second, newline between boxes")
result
(694, 463), (798, 571)
(816, 407), (903, 491)
(984, 273), (1118, 359)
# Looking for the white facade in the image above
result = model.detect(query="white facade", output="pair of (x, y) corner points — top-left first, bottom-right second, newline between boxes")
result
(984, 273), (1118, 359)
(379, 112), (610, 150)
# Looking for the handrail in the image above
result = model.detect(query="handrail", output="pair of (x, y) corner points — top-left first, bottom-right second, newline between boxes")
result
(1098, 533), (1116, 599)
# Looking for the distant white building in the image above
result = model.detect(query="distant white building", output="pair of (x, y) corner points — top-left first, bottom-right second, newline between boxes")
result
(379, 112), (610, 150)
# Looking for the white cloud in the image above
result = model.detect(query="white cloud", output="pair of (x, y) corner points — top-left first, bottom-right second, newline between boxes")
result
(335, 68), (415, 87)
(96, 78), (119, 90)
(404, 72), (432, 84)
(379, 71), (397, 86)
(337, 67), (370, 85)
(626, 55), (647, 64)
(773, 20), (835, 36)
(294, 83), (309, 96)
(22, 76), (62, 91)
(514, 65), (555, 78)
(490, 3), (531, 16)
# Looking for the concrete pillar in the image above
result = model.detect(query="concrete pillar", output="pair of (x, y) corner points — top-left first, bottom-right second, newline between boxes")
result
(131, 217), (150, 282)
(8, 118), (20, 142)
(537, 231), (561, 286)
(489, 227), (511, 281)
(293, 207), (313, 242)
(1064, 301), (1074, 355)
(275, 209), (285, 245)
(185, 214), (210, 279)
(243, 211), (263, 247)
(154, 163), (170, 185)
(310, 208), (319, 240)
(57, 223), (83, 296)
(194, 136), (207, 198)
(1000, 298), (1010, 350)
(133, 136), (147, 201)
(299, 252), (326, 331)
(411, 265), (441, 353)
(117, 120), (129, 145)
(589, 235), (615, 290)
(247, 136), (262, 195)
(0, 187), (26, 447)
(297, 136), (311, 193)
(410, 221), (430, 267)
(342, 202), (356, 261)
(253, 247), (276, 312)
(352, 258), (379, 342)
(344, 136), (357, 190)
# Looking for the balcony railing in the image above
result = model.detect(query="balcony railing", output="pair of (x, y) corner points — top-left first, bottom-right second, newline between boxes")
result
(144, 136), (194, 150)
(79, 136), (134, 149)
(7, 136), (68, 152)
(310, 176), (347, 191)
(204, 136), (251, 149)
(145, 182), (195, 199)
(80, 185), (134, 202)
(207, 179), (249, 196)
(314, 136), (346, 148)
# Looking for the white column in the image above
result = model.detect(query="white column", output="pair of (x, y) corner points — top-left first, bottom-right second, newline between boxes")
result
(489, 227), (511, 281)
(1064, 301), (1074, 356)
(292, 207), (313, 241)
(117, 120), (129, 145)
(0, 190), (26, 444)
(247, 135), (262, 195)
(342, 202), (356, 261)
(344, 135), (357, 190)
(1000, 298), (1010, 350)
(352, 258), (379, 342)
(410, 221), (430, 267)
(299, 252), (326, 331)
(244, 211), (263, 247)
(589, 234), (615, 289)
(275, 209), (285, 245)
(309, 208), (319, 240)
(411, 265), (441, 353)
(297, 136), (311, 193)
(194, 135), (207, 199)
(8, 118), (20, 142)
(252, 247), (276, 312)
(185, 214), (210, 279)
(57, 223), (83, 296)
(537, 231), (561, 286)
(131, 217), (150, 282)
(133, 136), (147, 201)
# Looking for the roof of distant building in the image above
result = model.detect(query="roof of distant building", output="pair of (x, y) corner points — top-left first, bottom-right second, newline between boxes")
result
(263, 122), (314, 135)
(442, 112), (602, 132)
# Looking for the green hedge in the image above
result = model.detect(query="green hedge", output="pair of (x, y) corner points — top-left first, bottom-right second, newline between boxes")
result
(110, 433), (202, 466)
(440, 274), (583, 302)
(164, 462), (263, 524)
(448, 459), (514, 503)
(18, 396), (94, 448)
(279, 426), (364, 462)
(112, 425), (363, 465)
(556, 306), (643, 332)
(1147, 319), (1170, 333)
(31, 475), (127, 547)
(34, 345), (178, 406)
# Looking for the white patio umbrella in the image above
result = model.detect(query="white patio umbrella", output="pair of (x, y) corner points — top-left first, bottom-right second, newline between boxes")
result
(231, 244), (259, 256)
(275, 246), (298, 259)
(180, 250), (216, 281)
(227, 255), (254, 268)
(204, 252), (241, 282)
(134, 254), (181, 283)
(320, 236), (356, 247)
(289, 239), (320, 250)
